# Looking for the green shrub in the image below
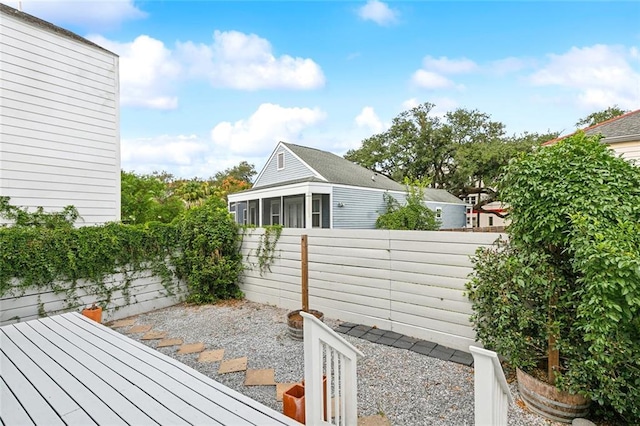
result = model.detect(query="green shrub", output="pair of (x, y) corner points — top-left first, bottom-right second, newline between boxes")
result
(376, 179), (439, 230)
(1, 195), (244, 311)
(173, 197), (244, 303)
(467, 132), (640, 421)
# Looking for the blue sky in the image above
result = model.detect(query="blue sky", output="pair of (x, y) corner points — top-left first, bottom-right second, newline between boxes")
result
(4, 0), (639, 178)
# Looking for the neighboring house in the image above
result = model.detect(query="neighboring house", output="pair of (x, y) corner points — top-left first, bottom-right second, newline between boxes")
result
(543, 109), (640, 163)
(0, 4), (120, 226)
(462, 194), (507, 228)
(228, 142), (466, 229)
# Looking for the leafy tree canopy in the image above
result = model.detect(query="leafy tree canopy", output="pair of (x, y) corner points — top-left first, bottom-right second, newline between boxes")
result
(212, 161), (256, 185)
(575, 105), (628, 128)
(345, 102), (559, 217)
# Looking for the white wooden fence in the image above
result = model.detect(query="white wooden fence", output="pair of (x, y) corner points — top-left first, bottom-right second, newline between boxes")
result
(302, 311), (363, 426)
(0, 269), (186, 326)
(469, 346), (513, 425)
(241, 228), (503, 352)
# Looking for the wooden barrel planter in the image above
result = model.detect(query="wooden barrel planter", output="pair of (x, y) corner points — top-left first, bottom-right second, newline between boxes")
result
(517, 368), (591, 423)
(287, 309), (324, 340)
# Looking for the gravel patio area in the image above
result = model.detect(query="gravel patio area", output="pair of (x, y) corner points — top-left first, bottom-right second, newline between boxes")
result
(117, 300), (555, 426)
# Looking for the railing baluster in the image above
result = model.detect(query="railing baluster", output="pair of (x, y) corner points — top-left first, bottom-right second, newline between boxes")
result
(302, 312), (363, 425)
(470, 346), (513, 426)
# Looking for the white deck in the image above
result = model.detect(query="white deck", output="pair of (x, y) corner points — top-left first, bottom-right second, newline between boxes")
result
(0, 312), (299, 425)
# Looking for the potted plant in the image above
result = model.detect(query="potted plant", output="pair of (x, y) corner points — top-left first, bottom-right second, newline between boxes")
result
(466, 132), (640, 423)
(81, 303), (103, 323)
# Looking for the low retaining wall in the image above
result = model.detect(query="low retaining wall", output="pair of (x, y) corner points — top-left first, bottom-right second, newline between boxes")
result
(0, 269), (186, 326)
(240, 228), (503, 352)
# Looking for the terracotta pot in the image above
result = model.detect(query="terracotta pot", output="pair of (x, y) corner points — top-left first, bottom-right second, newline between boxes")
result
(286, 309), (324, 340)
(283, 384), (306, 423)
(81, 305), (103, 323)
(301, 375), (328, 421)
(517, 368), (590, 423)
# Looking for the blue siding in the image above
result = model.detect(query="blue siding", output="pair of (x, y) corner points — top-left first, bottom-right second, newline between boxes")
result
(332, 187), (464, 229)
(254, 147), (315, 187)
(332, 187), (393, 229)
(426, 202), (466, 229)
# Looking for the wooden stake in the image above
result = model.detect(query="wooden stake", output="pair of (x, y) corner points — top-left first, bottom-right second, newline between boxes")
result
(301, 234), (309, 313)
(548, 334), (559, 384)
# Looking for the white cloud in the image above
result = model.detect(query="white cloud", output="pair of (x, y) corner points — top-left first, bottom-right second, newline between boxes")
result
(530, 44), (640, 109)
(355, 107), (385, 134)
(210, 103), (327, 156)
(421, 56), (478, 74)
(88, 35), (181, 110)
(411, 56), (477, 90)
(411, 70), (457, 89)
(177, 30), (325, 90)
(357, 0), (398, 26)
(431, 97), (459, 117)
(401, 98), (420, 110)
(3, 0), (146, 29)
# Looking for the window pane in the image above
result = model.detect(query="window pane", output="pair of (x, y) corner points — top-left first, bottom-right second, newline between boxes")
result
(312, 213), (320, 227)
(312, 199), (320, 213)
(272, 215), (279, 225)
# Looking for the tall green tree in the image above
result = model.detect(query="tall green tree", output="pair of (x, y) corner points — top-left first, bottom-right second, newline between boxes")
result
(575, 105), (628, 128)
(211, 161), (257, 186)
(120, 171), (184, 224)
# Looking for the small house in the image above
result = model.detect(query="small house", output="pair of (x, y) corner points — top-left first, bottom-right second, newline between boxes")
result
(228, 142), (466, 229)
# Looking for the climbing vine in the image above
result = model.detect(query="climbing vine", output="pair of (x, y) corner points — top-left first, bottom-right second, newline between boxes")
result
(0, 195), (244, 317)
(243, 225), (282, 276)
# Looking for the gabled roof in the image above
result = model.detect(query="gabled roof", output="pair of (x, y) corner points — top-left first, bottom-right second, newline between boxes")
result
(0, 3), (116, 55)
(543, 109), (640, 146)
(282, 142), (404, 191)
(240, 142), (464, 203)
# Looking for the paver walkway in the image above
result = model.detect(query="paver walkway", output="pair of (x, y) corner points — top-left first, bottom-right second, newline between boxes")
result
(333, 322), (474, 366)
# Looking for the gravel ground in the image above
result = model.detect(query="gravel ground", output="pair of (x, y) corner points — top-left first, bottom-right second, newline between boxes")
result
(120, 300), (557, 426)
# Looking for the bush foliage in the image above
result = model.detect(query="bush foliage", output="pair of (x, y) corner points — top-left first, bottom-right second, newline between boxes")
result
(466, 132), (640, 420)
(1, 195), (244, 311)
(376, 179), (440, 230)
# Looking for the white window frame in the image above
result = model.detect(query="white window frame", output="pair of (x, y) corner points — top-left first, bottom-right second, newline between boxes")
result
(270, 199), (280, 225)
(277, 152), (285, 170)
(242, 208), (247, 225)
(488, 216), (494, 226)
(312, 195), (322, 228)
(435, 207), (443, 220)
(249, 205), (257, 225)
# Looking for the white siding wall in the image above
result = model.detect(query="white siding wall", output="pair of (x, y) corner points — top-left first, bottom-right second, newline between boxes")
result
(0, 10), (120, 225)
(0, 269), (187, 326)
(254, 147), (315, 188)
(611, 140), (640, 164)
(241, 228), (503, 351)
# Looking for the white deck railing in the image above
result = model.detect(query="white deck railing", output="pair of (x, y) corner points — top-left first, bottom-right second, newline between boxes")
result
(302, 312), (364, 426)
(469, 346), (514, 426)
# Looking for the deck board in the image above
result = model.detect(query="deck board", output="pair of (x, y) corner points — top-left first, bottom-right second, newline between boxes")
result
(0, 312), (298, 426)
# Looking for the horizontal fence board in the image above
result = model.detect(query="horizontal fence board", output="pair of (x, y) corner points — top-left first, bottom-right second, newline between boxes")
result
(239, 229), (498, 350)
(390, 289), (473, 315)
(390, 260), (473, 279)
(0, 266), (186, 326)
(390, 250), (472, 267)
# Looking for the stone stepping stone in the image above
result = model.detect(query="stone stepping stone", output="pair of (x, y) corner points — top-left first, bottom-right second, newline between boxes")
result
(177, 342), (205, 354)
(244, 369), (275, 386)
(157, 338), (183, 348)
(127, 325), (152, 334)
(111, 319), (136, 328)
(218, 357), (247, 374)
(276, 383), (298, 401)
(358, 415), (391, 426)
(198, 349), (225, 363)
(141, 331), (167, 340)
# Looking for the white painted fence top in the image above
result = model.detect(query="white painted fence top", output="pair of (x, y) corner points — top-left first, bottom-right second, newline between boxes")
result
(0, 312), (298, 425)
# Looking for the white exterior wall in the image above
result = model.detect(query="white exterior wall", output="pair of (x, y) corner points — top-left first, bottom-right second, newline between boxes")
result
(610, 139), (640, 164)
(241, 228), (503, 352)
(0, 9), (120, 225)
(0, 269), (187, 326)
